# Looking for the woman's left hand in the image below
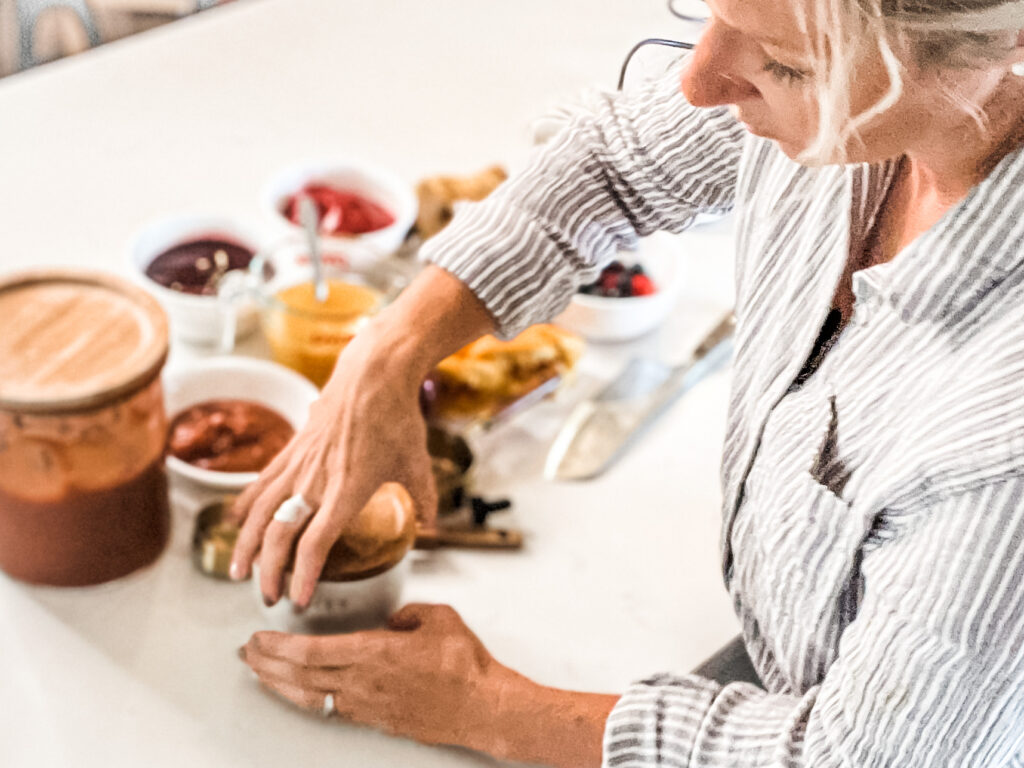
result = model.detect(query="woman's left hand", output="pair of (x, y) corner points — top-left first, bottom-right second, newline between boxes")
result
(241, 603), (618, 766)
(240, 603), (518, 751)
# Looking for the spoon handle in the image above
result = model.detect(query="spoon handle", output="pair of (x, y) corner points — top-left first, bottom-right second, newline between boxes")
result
(297, 196), (329, 302)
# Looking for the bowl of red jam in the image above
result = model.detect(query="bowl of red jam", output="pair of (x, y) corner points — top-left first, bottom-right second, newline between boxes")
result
(129, 214), (270, 346)
(163, 357), (319, 490)
(262, 159), (417, 257)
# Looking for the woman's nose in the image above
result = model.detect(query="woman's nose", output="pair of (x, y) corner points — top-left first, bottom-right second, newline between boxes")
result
(680, 20), (759, 107)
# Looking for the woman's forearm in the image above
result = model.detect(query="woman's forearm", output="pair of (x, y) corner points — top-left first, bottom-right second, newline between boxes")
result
(326, 264), (495, 399)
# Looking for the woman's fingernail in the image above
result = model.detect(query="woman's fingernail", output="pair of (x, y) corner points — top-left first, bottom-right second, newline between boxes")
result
(237, 646), (247, 661)
(229, 562), (243, 581)
(291, 601), (306, 615)
(263, 594), (274, 607)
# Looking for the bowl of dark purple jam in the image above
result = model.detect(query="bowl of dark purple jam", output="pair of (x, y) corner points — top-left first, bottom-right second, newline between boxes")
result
(145, 238), (256, 296)
(129, 215), (269, 346)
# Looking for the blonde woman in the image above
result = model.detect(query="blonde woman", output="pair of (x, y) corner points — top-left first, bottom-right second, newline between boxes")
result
(231, 0), (1024, 764)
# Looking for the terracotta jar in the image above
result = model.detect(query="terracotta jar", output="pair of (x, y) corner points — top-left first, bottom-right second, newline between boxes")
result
(0, 270), (171, 586)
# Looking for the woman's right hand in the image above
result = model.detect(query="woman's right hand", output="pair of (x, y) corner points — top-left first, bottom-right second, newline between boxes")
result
(228, 266), (495, 609)
(228, 330), (436, 609)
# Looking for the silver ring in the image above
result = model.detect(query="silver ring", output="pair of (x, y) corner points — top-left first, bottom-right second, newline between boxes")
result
(322, 693), (335, 717)
(273, 493), (314, 525)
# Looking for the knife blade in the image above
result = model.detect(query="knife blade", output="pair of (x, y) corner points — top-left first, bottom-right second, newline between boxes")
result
(481, 374), (563, 430)
(544, 312), (735, 481)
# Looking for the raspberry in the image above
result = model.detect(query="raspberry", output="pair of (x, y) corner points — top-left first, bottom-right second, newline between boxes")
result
(630, 274), (656, 296)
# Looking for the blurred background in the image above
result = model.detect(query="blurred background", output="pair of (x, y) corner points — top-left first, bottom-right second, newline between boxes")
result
(0, 0), (238, 76)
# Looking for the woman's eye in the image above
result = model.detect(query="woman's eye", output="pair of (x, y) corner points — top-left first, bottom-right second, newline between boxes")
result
(763, 58), (809, 84)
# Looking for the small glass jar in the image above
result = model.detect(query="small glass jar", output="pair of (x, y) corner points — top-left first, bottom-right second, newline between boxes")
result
(219, 242), (405, 387)
(0, 270), (171, 586)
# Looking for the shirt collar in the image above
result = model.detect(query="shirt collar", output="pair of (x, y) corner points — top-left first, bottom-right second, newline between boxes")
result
(849, 143), (1024, 328)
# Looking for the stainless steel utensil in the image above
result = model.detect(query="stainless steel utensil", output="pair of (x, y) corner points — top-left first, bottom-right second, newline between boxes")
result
(297, 195), (328, 302)
(545, 312), (735, 481)
(480, 374), (564, 431)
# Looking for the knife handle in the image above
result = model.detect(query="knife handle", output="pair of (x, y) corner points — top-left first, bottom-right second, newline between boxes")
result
(645, 312), (735, 416)
(692, 312), (736, 358)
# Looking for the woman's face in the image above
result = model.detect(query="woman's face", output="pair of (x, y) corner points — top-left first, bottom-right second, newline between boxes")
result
(681, 0), (1008, 164)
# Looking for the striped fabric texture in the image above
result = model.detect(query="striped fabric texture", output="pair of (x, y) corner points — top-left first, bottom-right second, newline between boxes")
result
(421, 63), (1024, 766)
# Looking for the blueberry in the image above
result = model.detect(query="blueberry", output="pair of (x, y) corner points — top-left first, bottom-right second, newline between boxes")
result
(618, 272), (633, 296)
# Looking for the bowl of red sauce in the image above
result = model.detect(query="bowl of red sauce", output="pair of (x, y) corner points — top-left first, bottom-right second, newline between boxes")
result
(163, 357), (319, 490)
(262, 159), (417, 258)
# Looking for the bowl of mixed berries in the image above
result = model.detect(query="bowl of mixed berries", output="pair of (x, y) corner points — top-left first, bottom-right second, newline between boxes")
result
(577, 261), (657, 298)
(557, 234), (682, 342)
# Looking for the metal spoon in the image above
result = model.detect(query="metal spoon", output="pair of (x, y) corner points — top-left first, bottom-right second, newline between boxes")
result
(297, 195), (329, 302)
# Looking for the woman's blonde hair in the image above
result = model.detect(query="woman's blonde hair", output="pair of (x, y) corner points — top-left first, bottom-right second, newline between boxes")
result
(799, 0), (1024, 163)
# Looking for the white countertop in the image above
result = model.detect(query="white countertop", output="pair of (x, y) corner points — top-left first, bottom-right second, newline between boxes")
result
(0, 2), (741, 766)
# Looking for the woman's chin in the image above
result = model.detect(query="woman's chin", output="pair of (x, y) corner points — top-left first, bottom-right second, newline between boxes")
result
(775, 138), (833, 167)
(737, 115), (773, 140)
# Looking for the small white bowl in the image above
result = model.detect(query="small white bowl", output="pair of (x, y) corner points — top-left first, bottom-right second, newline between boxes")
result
(556, 232), (683, 342)
(163, 357), (319, 490)
(128, 214), (270, 347)
(261, 158), (417, 257)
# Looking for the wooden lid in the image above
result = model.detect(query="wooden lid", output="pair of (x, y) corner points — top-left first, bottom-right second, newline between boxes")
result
(0, 270), (169, 413)
(319, 483), (417, 581)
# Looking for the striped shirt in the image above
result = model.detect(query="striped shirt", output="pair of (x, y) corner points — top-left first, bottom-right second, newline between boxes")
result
(421, 63), (1024, 766)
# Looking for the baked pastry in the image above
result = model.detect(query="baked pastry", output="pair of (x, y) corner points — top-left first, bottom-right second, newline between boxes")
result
(415, 165), (508, 239)
(431, 324), (584, 419)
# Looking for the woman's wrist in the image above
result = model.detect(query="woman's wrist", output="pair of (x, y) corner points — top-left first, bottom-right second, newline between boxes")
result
(333, 265), (496, 390)
(317, 265), (494, 401)
(473, 665), (619, 768)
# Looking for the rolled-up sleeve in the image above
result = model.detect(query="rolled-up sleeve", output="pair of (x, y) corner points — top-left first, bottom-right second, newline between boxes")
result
(604, 475), (1024, 767)
(420, 60), (746, 338)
